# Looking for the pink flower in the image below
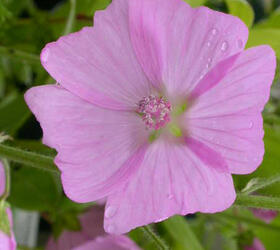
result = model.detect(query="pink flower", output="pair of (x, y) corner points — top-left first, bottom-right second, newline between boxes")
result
(244, 238), (265, 250)
(0, 208), (17, 250)
(46, 206), (139, 250)
(25, 0), (276, 234)
(251, 208), (278, 223)
(0, 161), (5, 197)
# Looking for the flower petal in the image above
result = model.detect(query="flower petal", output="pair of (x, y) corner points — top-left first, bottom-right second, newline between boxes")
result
(73, 236), (140, 250)
(187, 46), (276, 174)
(129, 0), (248, 96)
(104, 139), (235, 234)
(25, 85), (148, 202)
(41, 0), (151, 110)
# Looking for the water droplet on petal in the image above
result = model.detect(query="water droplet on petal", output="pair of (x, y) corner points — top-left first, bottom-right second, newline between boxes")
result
(167, 194), (174, 200)
(221, 41), (228, 52)
(105, 206), (117, 218)
(206, 41), (211, 47)
(106, 225), (115, 233)
(211, 28), (218, 35)
(249, 121), (254, 128)
(206, 63), (211, 69)
(238, 39), (243, 49)
(155, 216), (168, 223)
(41, 48), (49, 63)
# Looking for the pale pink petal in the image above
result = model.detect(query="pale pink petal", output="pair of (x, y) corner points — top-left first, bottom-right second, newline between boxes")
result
(0, 161), (5, 197)
(104, 138), (235, 234)
(244, 238), (265, 250)
(129, 0), (248, 96)
(0, 208), (16, 250)
(187, 46), (276, 174)
(41, 0), (151, 110)
(73, 236), (140, 250)
(251, 208), (278, 223)
(46, 232), (88, 250)
(24, 85), (148, 202)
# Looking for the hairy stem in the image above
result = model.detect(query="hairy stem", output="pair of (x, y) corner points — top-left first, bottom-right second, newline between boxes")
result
(63, 0), (76, 35)
(235, 193), (280, 211)
(0, 144), (59, 174)
(141, 225), (169, 250)
(0, 45), (40, 64)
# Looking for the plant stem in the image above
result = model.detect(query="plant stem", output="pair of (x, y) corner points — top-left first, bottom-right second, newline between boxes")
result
(0, 144), (59, 174)
(214, 212), (280, 232)
(235, 193), (280, 211)
(141, 225), (169, 250)
(0, 45), (40, 64)
(242, 174), (280, 194)
(63, 0), (76, 35)
(1, 159), (10, 200)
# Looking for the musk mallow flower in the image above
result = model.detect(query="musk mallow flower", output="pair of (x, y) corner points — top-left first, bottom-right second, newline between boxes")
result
(46, 206), (139, 250)
(24, 0), (276, 234)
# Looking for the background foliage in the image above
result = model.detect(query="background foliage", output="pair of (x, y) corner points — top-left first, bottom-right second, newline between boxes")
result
(0, 0), (280, 249)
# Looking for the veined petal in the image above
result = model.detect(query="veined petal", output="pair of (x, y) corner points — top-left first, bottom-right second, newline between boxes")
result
(40, 0), (151, 110)
(73, 236), (140, 250)
(24, 85), (148, 202)
(129, 0), (248, 97)
(187, 46), (276, 174)
(104, 139), (235, 234)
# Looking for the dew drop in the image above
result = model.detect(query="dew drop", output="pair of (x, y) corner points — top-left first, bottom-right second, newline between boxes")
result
(41, 48), (49, 63)
(238, 39), (243, 49)
(211, 28), (218, 35)
(167, 194), (174, 200)
(105, 206), (117, 218)
(221, 41), (228, 52)
(206, 63), (211, 69)
(155, 216), (168, 223)
(206, 41), (211, 47)
(249, 121), (254, 129)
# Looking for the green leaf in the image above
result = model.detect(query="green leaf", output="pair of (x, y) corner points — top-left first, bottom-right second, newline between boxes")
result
(162, 216), (204, 250)
(184, 0), (205, 7)
(8, 167), (61, 211)
(0, 93), (31, 135)
(255, 8), (280, 29)
(246, 28), (280, 59)
(225, 0), (254, 28)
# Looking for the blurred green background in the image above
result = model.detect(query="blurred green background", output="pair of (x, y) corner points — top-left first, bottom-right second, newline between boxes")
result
(1, 0), (280, 249)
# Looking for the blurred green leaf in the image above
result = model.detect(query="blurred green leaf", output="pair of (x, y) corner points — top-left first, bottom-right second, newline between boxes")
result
(184, 0), (206, 7)
(246, 28), (280, 59)
(163, 216), (204, 250)
(52, 211), (82, 239)
(225, 0), (254, 28)
(9, 167), (61, 211)
(255, 214), (280, 250)
(255, 8), (280, 29)
(0, 93), (31, 135)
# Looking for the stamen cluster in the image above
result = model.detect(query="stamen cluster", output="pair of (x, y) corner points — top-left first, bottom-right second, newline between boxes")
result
(137, 95), (171, 130)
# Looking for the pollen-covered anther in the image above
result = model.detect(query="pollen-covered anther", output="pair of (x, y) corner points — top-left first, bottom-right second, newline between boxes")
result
(137, 95), (171, 130)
